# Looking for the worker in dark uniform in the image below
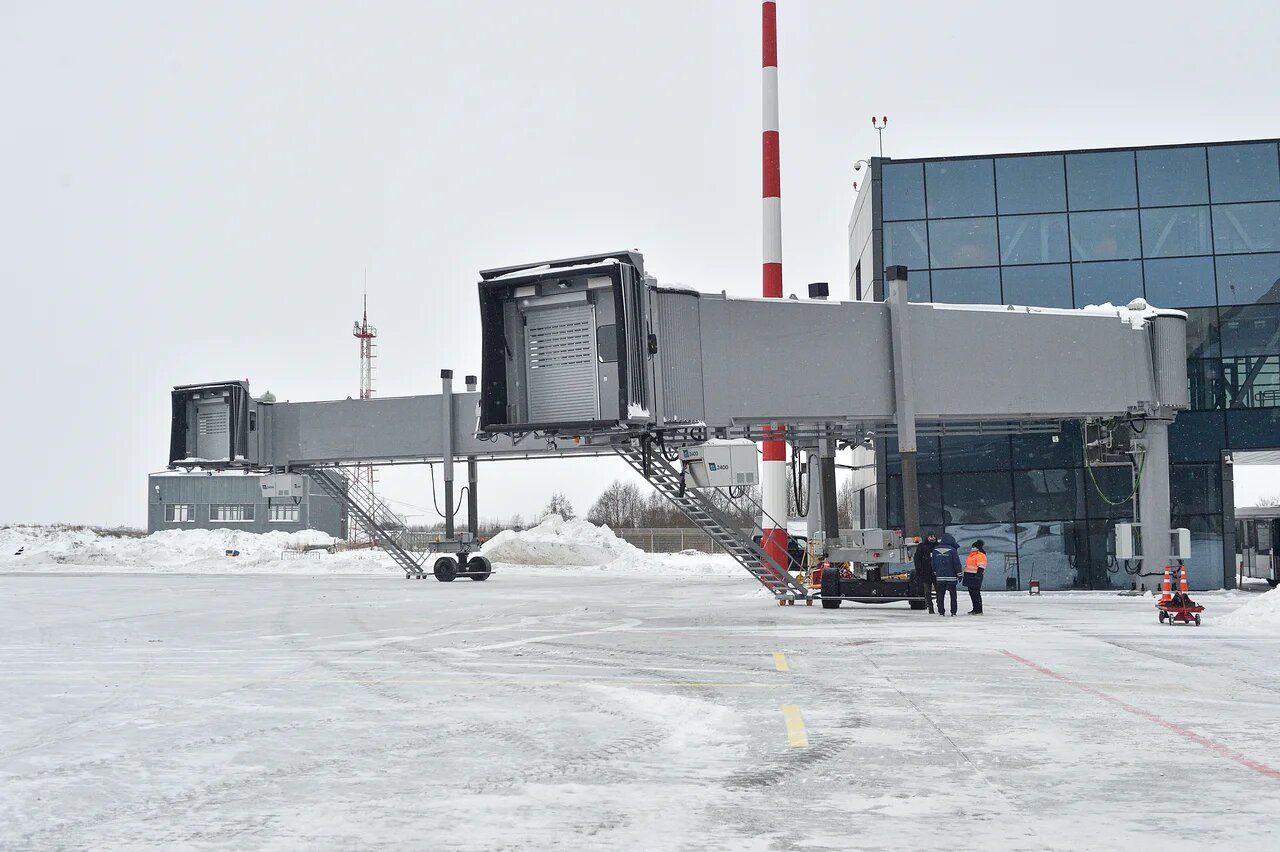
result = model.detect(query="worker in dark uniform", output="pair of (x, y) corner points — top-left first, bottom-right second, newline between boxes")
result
(930, 532), (963, 616)
(913, 532), (938, 613)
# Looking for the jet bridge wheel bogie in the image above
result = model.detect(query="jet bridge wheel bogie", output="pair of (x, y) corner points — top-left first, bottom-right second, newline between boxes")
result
(467, 555), (493, 581)
(433, 556), (459, 582)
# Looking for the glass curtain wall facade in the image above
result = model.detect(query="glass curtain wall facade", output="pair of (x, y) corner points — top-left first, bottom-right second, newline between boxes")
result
(862, 139), (1280, 590)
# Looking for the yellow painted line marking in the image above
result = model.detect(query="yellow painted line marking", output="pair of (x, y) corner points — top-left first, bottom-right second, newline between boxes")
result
(772, 652), (790, 672)
(782, 704), (809, 748)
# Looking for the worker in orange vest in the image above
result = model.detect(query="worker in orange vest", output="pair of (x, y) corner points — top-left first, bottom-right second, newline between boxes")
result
(963, 540), (987, 615)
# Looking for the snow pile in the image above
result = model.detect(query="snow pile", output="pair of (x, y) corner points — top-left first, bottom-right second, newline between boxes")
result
(1217, 586), (1280, 630)
(0, 525), (393, 574)
(482, 514), (643, 566)
(482, 515), (744, 577)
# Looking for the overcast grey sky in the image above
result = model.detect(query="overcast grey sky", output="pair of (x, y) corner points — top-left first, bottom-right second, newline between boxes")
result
(2, 0), (1278, 528)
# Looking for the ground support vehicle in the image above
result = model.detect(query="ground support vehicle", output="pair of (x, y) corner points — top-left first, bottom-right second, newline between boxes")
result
(1157, 600), (1204, 626)
(807, 530), (932, 611)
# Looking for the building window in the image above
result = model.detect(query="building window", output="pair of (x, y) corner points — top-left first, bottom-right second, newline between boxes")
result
(1137, 146), (1208, 207)
(1208, 143), (1280, 204)
(165, 504), (194, 523)
(928, 217), (998, 268)
(1140, 206), (1212, 258)
(931, 267), (1000, 304)
(210, 504), (255, 523)
(882, 162), (926, 221)
(1002, 263), (1073, 309)
(925, 159), (996, 219)
(1144, 257), (1216, 308)
(1216, 252), (1280, 305)
(999, 213), (1069, 265)
(883, 220), (929, 269)
(1072, 260), (1143, 309)
(1212, 202), (1280, 255)
(995, 154), (1066, 215)
(1069, 210), (1142, 262)
(268, 504), (301, 523)
(1067, 151), (1137, 211)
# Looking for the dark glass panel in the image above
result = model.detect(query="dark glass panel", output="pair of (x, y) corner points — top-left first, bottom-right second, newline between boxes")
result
(1140, 206), (1212, 258)
(1227, 408), (1280, 449)
(1015, 521), (1088, 590)
(1216, 252), (1280, 305)
(885, 436), (941, 474)
(1217, 303), (1280, 358)
(906, 271), (931, 303)
(883, 220), (929, 270)
(1013, 468), (1086, 520)
(886, 473), (944, 527)
(1012, 428), (1081, 469)
(882, 162), (926, 221)
(1222, 356), (1280, 409)
(1143, 257), (1217, 308)
(1001, 263), (1073, 308)
(1208, 143), (1280, 204)
(944, 523), (1016, 590)
(1168, 514), (1224, 590)
(1169, 411), (1226, 462)
(996, 155), (1067, 215)
(999, 213), (1069, 265)
(942, 471), (1013, 525)
(1187, 359), (1225, 411)
(1072, 261), (1143, 308)
(1084, 463), (1136, 519)
(939, 435), (1012, 472)
(1136, 146), (1208, 207)
(1067, 151), (1137, 211)
(1085, 519), (1126, 590)
(1069, 210), (1142, 261)
(1170, 464), (1222, 516)
(1184, 307), (1221, 358)
(928, 217), (998, 268)
(925, 159), (996, 219)
(931, 267), (1001, 304)
(1212, 202), (1280, 255)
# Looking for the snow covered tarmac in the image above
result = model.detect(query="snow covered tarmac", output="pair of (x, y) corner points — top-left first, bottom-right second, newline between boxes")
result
(3, 570), (1280, 850)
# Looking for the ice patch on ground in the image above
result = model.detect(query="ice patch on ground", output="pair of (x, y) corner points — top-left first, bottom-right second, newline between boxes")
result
(1218, 586), (1280, 630)
(483, 515), (744, 577)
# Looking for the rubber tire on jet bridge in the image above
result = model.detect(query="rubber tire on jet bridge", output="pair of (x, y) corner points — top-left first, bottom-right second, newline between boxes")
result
(820, 566), (842, 609)
(433, 556), (458, 582)
(467, 555), (492, 581)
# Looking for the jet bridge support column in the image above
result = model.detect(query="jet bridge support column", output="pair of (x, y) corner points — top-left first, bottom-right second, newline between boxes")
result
(887, 266), (921, 542)
(466, 374), (479, 540)
(1136, 413), (1173, 588)
(441, 370), (455, 539)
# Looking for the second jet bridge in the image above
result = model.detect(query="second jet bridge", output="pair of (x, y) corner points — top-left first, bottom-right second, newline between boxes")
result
(477, 252), (1189, 438)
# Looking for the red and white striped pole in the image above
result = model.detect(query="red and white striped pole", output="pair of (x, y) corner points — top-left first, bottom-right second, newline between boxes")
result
(761, 0), (788, 579)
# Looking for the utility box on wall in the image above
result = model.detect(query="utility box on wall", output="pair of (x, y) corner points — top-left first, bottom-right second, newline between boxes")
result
(260, 474), (305, 500)
(680, 440), (759, 488)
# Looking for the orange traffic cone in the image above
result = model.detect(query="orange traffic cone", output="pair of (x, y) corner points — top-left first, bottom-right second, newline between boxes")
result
(1158, 565), (1172, 605)
(1178, 565), (1190, 595)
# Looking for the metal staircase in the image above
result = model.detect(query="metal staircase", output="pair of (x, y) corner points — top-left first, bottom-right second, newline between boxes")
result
(614, 439), (810, 600)
(304, 466), (425, 578)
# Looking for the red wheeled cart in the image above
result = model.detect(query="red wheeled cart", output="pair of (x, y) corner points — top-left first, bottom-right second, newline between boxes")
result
(1157, 601), (1204, 626)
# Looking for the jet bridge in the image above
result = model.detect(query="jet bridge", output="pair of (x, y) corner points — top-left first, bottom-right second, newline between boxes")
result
(169, 250), (1191, 594)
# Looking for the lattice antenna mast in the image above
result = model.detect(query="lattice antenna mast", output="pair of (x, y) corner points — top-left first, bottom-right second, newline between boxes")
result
(354, 291), (377, 401)
(351, 287), (379, 543)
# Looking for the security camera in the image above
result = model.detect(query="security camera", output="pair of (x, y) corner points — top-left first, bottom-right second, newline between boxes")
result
(854, 162), (863, 171)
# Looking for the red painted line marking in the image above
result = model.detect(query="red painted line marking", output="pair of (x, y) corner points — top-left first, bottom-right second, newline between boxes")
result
(1001, 650), (1280, 782)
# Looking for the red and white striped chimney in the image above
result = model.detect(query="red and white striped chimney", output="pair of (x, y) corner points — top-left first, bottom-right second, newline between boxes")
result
(761, 0), (788, 581)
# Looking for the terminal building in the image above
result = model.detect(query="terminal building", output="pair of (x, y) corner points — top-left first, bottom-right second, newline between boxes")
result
(147, 471), (346, 538)
(849, 138), (1280, 591)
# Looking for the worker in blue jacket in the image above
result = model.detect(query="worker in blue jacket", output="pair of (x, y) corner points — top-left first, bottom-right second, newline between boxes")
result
(930, 532), (962, 616)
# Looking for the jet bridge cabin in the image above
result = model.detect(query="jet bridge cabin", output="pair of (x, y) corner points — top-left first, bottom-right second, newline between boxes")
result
(477, 251), (706, 436)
